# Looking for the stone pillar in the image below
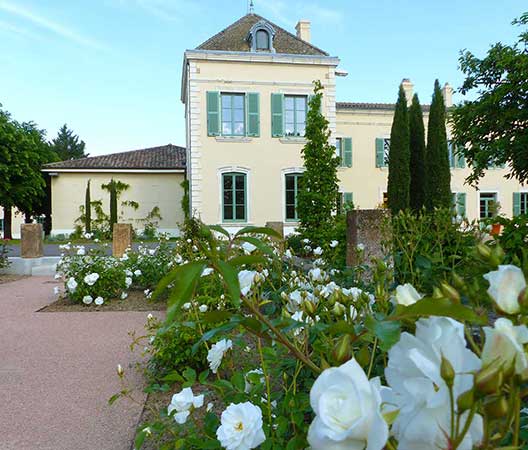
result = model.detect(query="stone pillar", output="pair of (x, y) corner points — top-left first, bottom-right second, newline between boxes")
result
(346, 209), (390, 267)
(20, 223), (44, 258)
(113, 224), (133, 258)
(265, 221), (284, 239)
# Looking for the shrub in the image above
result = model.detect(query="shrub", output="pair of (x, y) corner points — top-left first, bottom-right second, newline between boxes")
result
(0, 241), (9, 270)
(491, 215), (528, 264)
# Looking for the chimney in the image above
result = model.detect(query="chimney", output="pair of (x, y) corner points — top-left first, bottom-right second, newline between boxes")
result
(442, 82), (453, 107)
(295, 19), (311, 43)
(401, 78), (413, 106)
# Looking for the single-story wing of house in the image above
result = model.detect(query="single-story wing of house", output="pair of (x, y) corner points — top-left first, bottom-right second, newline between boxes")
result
(41, 144), (187, 237)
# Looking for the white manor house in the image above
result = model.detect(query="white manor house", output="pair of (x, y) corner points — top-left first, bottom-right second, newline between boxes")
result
(2, 12), (526, 238)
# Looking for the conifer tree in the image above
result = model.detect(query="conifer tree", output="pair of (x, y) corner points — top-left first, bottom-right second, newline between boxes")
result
(297, 81), (339, 246)
(425, 80), (451, 210)
(85, 180), (91, 233)
(387, 84), (410, 214)
(409, 94), (426, 211)
(50, 124), (87, 161)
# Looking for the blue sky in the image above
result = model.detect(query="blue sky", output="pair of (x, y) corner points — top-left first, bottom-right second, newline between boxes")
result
(0, 0), (523, 156)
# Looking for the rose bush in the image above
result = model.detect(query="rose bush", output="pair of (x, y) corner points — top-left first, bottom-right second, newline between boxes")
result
(111, 221), (528, 450)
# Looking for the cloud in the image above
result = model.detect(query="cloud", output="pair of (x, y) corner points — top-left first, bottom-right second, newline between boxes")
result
(0, 18), (39, 40)
(0, 1), (108, 51)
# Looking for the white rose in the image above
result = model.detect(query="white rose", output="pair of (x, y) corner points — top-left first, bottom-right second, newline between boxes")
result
(308, 358), (388, 450)
(201, 267), (214, 277)
(84, 273), (100, 286)
(216, 402), (265, 450)
(386, 317), (483, 450)
(121, 292), (128, 300)
(238, 270), (257, 297)
(313, 246), (323, 256)
(168, 387), (204, 424)
(483, 265), (526, 314)
(182, 302), (192, 310)
(330, 240), (339, 248)
(302, 238), (310, 244)
(207, 339), (232, 374)
(394, 283), (423, 306)
(357, 243), (365, 251)
(482, 318), (528, 376)
(244, 368), (264, 394)
(308, 268), (324, 283)
(125, 277), (133, 288)
(284, 249), (293, 259)
(199, 304), (208, 313)
(241, 241), (257, 254)
(82, 295), (93, 305)
(94, 297), (104, 306)
(134, 269), (142, 277)
(76, 247), (85, 256)
(66, 277), (78, 293)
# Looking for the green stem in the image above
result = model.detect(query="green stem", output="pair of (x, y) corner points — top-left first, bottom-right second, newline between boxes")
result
(257, 337), (273, 434)
(242, 296), (321, 374)
(453, 403), (477, 449)
(448, 384), (456, 442)
(367, 337), (378, 378)
(513, 385), (521, 447)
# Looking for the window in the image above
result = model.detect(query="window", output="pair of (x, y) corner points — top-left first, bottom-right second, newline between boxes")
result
(221, 93), (245, 136)
(448, 141), (455, 168)
(336, 192), (353, 215)
(222, 173), (247, 222)
(284, 95), (307, 137)
(452, 192), (466, 217)
(256, 30), (270, 50)
(448, 141), (465, 168)
(514, 192), (528, 216)
(285, 173), (302, 221)
(479, 192), (497, 219)
(375, 138), (390, 167)
(0, 218), (3, 235)
(335, 138), (342, 162)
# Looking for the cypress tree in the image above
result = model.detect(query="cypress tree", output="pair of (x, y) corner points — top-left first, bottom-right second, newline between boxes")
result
(109, 180), (118, 229)
(425, 80), (451, 210)
(387, 84), (411, 214)
(409, 94), (426, 211)
(85, 180), (91, 233)
(297, 80), (339, 246)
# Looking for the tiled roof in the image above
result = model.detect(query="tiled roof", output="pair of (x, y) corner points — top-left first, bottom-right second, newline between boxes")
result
(337, 102), (431, 112)
(43, 144), (186, 170)
(197, 13), (328, 56)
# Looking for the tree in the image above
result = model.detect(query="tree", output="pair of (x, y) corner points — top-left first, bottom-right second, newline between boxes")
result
(387, 84), (410, 214)
(101, 179), (129, 232)
(409, 94), (426, 211)
(425, 80), (452, 210)
(451, 13), (528, 185)
(0, 107), (56, 239)
(297, 81), (339, 246)
(85, 180), (91, 233)
(50, 124), (87, 161)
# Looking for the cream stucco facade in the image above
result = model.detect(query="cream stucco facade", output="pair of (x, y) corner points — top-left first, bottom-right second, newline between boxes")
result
(182, 15), (526, 231)
(0, 207), (26, 239)
(48, 171), (185, 236)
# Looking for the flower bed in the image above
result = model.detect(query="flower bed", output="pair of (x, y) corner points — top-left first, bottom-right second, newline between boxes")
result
(110, 221), (528, 450)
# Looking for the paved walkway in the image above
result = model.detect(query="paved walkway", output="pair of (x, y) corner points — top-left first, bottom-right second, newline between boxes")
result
(0, 277), (155, 450)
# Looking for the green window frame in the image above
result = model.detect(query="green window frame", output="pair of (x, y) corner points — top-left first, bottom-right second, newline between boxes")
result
(452, 192), (466, 217)
(375, 138), (389, 168)
(222, 172), (247, 222)
(479, 192), (497, 219)
(284, 95), (307, 137)
(514, 192), (528, 216)
(221, 93), (245, 136)
(285, 173), (302, 221)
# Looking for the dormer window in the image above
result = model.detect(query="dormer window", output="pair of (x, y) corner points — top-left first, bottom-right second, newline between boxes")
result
(256, 29), (270, 50)
(248, 20), (276, 53)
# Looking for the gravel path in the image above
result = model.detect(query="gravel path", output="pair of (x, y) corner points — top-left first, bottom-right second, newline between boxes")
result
(0, 276), (155, 450)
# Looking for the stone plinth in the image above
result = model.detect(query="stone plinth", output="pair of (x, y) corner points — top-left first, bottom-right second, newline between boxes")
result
(346, 209), (390, 267)
(265, 221), (284, 239)
(20, 224), (43, 258)
(112, 224), (133, 258)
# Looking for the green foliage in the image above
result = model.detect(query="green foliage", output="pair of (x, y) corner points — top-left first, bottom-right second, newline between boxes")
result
(49, 124), (87, 160)
(425, 80), (452, 210)
(138, 206), (162, 240)
(388, 208), (481, 292)
(102, 179), (129, 231)
(387, 84), (410, 214)
(451, 13), (528, 184)
(409, 94), (426, 211)
(491, 214), (528, 264)
(181, 179), (190, 221)
(0, 106), (58, 238)
(297, 81), (339, 247)
(0, 241), (9, 270)
(85, 180), (91, 233)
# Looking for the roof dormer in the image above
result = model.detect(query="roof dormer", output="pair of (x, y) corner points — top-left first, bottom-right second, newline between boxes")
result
(247, 20), (276, 53)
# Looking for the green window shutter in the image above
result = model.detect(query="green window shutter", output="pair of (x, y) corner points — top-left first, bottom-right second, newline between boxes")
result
(343, 137), (352, 168)
(271, 93), (284, 137)
(206, 91), (220, 136)
(246, 93), (260, 137)
(375, 138), (385, 167)
(456, 193), (466, 217)
(513, 192), (521, 216)
(344, 192), (353, 205)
